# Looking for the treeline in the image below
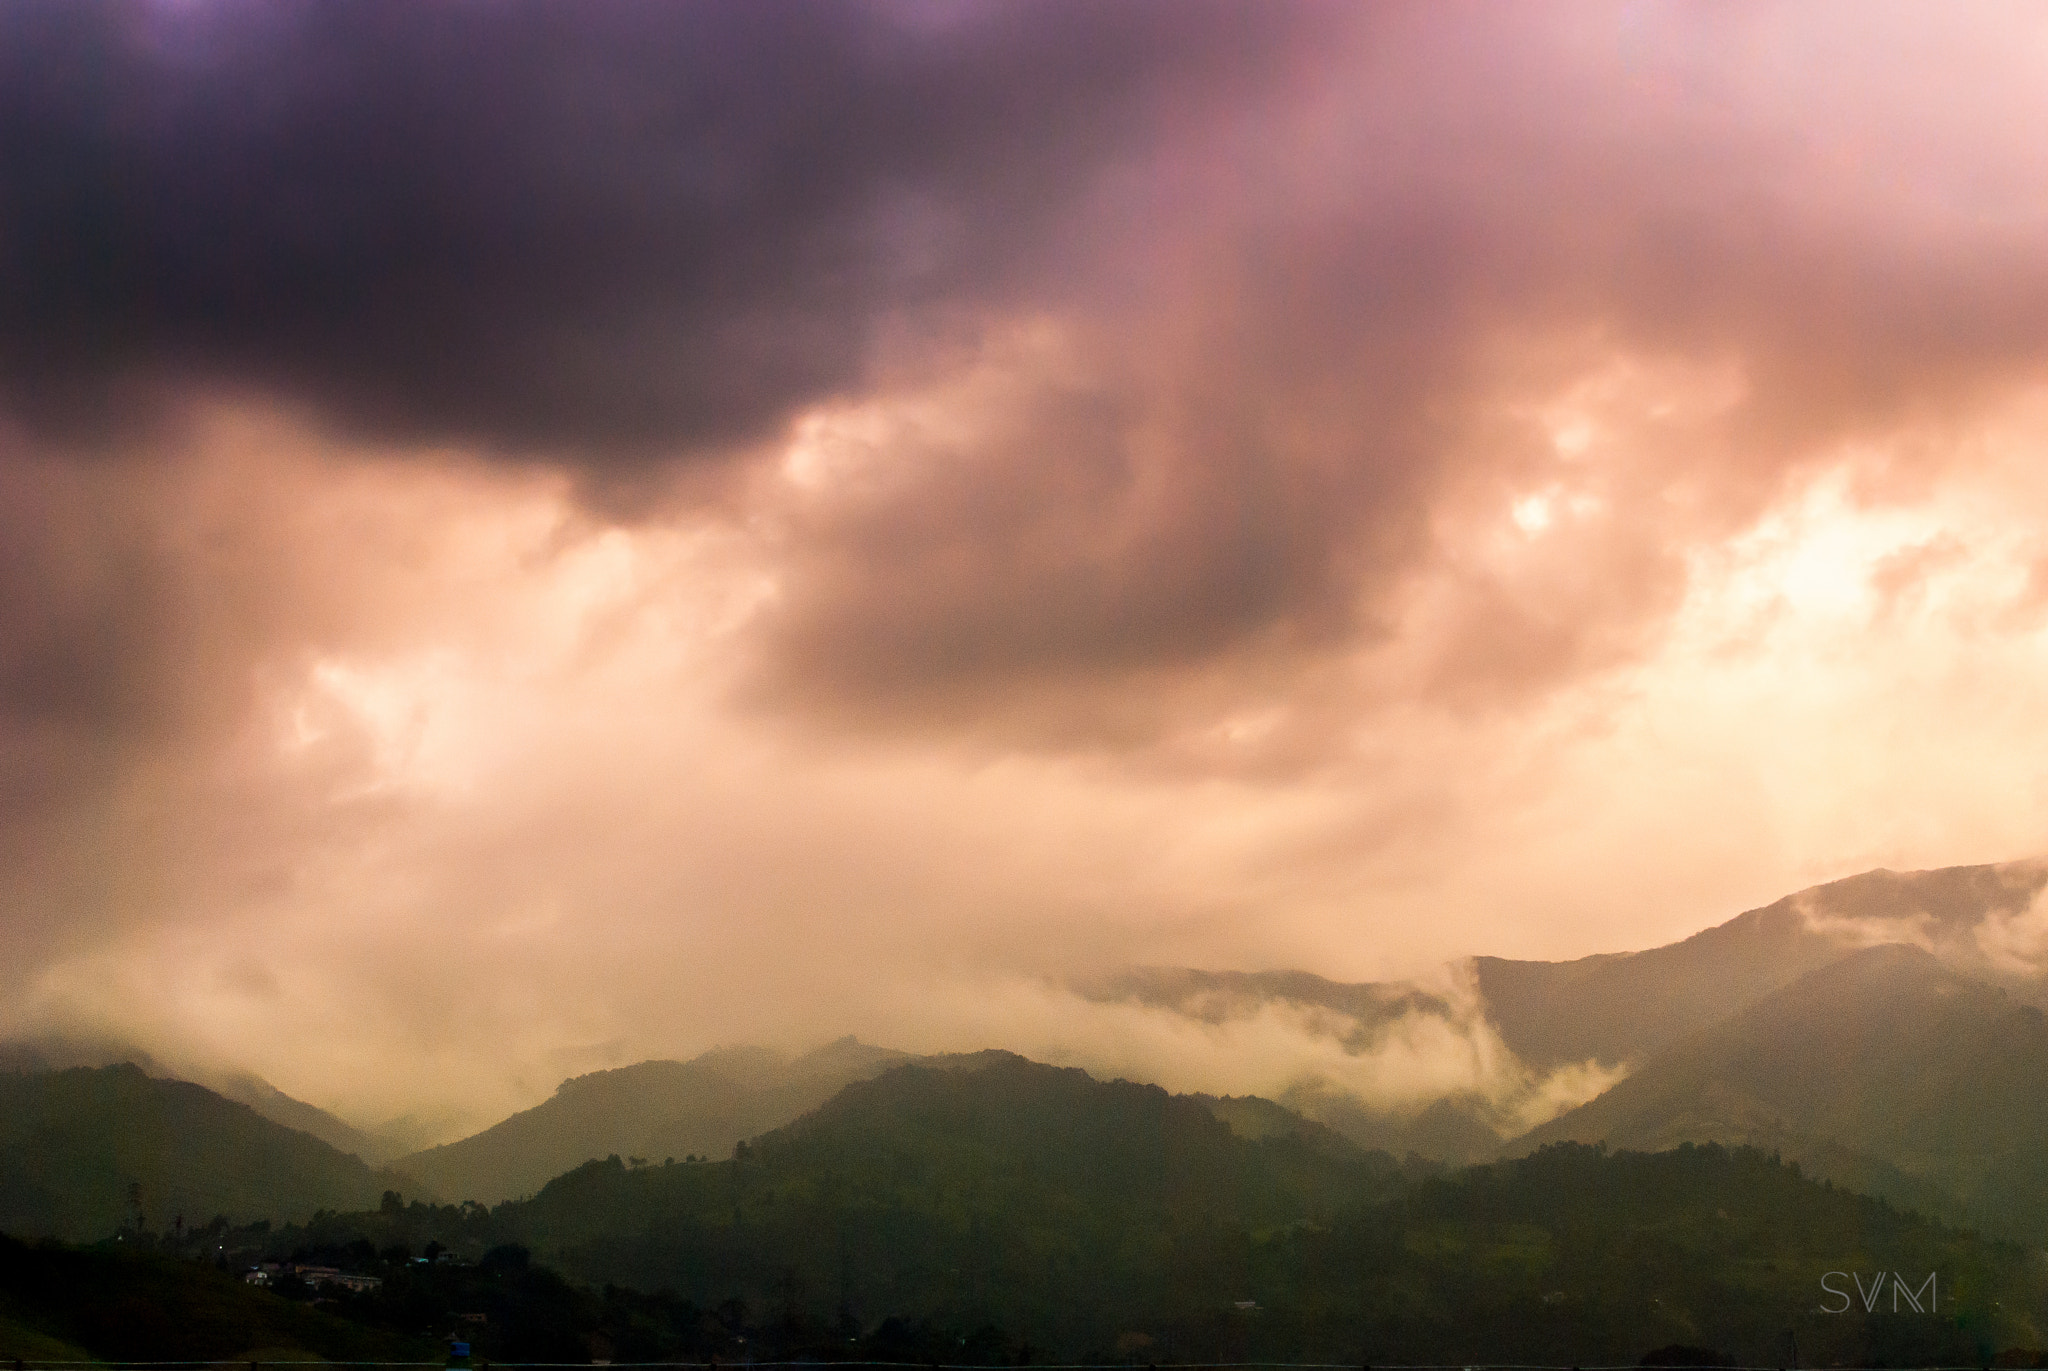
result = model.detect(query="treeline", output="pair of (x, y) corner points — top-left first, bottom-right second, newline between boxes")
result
(211, 1058), (2048, 1366)
(0, 1226), (1041, 1365)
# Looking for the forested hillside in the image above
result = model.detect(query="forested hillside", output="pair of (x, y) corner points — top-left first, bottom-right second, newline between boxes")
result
(1515, 944), (2048, 1240)
(249, 1055), (2048, 1365)
(0, 1065), (409, 1240)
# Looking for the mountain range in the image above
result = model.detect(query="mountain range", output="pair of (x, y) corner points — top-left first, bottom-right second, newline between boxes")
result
(1056, 859), (2048, 1253)
(231, 1052), (2048, 1366)
(1473, 860), (2048, 1071)
(4, 857), (2046, 1268)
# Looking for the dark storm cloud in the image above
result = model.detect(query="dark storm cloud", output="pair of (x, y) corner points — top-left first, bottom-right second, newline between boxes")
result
(0, 0), (1321, 454)
(8, 3), (2048, 750)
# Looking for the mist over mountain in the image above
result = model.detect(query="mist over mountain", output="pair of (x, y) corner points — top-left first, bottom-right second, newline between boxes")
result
(0, 1065), (410, 1241)
(7, 858), (2043, 1247)
(513, 1052), (1407, 1282)
(6, 0), (2048, 1220)
(1477, 860), (2048, 1072)
(1077, 966), (1458, 1038)
(8, 8), (2048, 1361)
(9, 1012), (2047, 1363)
(1070, 964), (1563, 1159)
(1510, 943), (2048, 1242)
(1076, 860), (2048, 1163)
(1270, 1082), (1509, 1165)
(0, 1032), (430, 1164)
(6, 858), (2038, 1174)
(393, 1036), (912, 1204)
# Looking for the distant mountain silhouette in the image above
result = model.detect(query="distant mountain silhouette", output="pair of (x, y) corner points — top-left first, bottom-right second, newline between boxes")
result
(1475, 860), (2048, 1072)
(0, 1064), (409, 1240)
(10, 858), (2043, 1209)
(393, 1036), (914, 1204)
(1081, 860), (2048, 1161)
(204, 1069), (394, 1162)
(1510, 944), (2048, 1240)
(0, 1033), (399, 1163)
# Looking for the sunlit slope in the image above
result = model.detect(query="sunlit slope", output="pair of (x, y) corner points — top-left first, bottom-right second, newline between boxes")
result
(1511, 944), (2048, 1239)
(1476, 860), (2048, 1072)
(0, 1064), (406, 1240)
(394, 1036), (913, 1204)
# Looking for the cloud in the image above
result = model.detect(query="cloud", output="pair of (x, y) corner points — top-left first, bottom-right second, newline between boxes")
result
(0, 0), (1325, 456)
(1976, 884), (2048, 980)
(1060, 964), (1623, 1132)
(13, 3), (2048, 729)
(1788, 858), (2048, 984)
(7, 4), (2048, 1123)
(727, 2), (2048, 732)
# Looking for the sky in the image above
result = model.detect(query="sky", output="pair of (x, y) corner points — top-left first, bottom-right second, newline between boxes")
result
(5, 0), (2048, 1130)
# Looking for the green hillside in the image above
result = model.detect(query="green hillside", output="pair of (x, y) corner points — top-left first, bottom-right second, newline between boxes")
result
(253, 1052), (2048, 1365)
(503, 1056), (2045, 1364)
(395, 1036), (912, 1204)
(1513, 944), (2048, 1240)
(509, 1052), (1404, 1342)
(1302, 1141), (2046, 1367)
(0, 1065), (409, 1240)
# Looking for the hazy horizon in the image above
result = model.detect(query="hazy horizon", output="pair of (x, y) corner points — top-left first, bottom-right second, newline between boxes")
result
(5, 1), (2048, 1129)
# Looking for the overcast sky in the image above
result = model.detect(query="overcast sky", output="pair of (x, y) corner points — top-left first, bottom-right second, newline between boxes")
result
(5, 0), (2048, 1127)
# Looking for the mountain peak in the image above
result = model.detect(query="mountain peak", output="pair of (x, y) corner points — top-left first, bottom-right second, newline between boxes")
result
(397, 1039), (918, 1204)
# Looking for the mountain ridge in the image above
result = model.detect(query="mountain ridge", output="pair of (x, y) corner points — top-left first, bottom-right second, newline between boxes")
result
(1078, 858), (2048, 1160)
(392, 1036), (915, 1204)
(0, 1063), (414, 1240)
(1508, 942), (2048, 1240)
(0, 1033), (417, 1163)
